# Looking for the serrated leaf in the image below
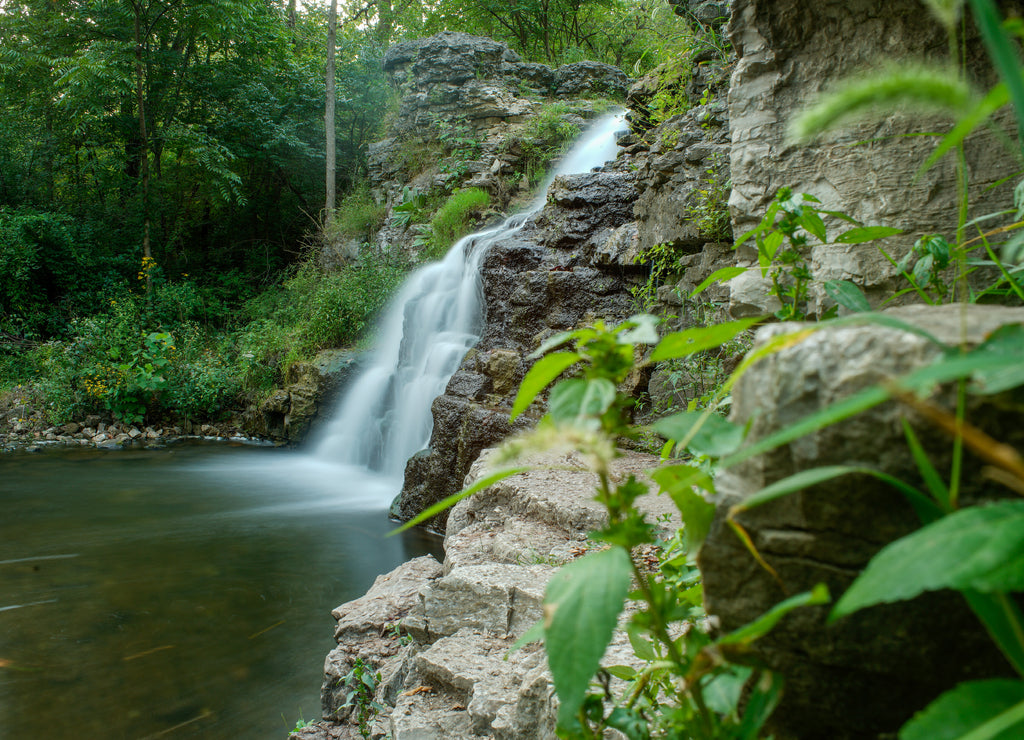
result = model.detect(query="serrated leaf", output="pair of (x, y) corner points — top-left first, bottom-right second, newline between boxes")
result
(900, 680), (1024, 740)
(544, 548), (633, 729)
(832, 501), (1024, 620)
(650, 318), (760, 363)
(652, 411), (745, 457)
(510, 351), (581, 422)
(824, 279), (872, 312)
(689, 266), (748, 299)
(836, 225), (903, 243)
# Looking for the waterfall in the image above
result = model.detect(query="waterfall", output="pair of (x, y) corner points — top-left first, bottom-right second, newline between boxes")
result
(313, 111), (627, 478)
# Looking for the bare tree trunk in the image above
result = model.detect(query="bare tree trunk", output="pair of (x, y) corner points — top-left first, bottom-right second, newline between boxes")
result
(134, 3), (152, 295)
(325, 0), (337, 228)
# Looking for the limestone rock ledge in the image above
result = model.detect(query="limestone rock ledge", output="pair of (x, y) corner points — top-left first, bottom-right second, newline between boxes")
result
(291, 448), (677, 740)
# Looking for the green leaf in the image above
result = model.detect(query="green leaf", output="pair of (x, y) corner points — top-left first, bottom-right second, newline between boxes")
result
(650, 318), (761, 363)
(824, 279), (872, 312)
(832, 501), (1024, 620)
(901, 419), (951, 511)
(508, 618), (545, 654)
(900, 680), (1024, 740)
(652, 411), (745, 458)
(962, 591), (1024, 676)
(651, 464), (715, 549)
(548, 378), (617, 423)
(544, 548), (633, 730)
(389, 467), (527, 534)
(737, 671), (784, 740)
(510, 351), (580, 422)
(605, 665), (638, 680)
(704, 665), (754, 718)
(529, 330), (576, 359)
(836, 225), (904, 244)
(689, 266), (747, 299)
(718, 584), (830, 646)
(968, 0), (1024, 150)
(799, 209), (828, 242)
(970, 324), (1024, 394)
(616, 314), (661, 346)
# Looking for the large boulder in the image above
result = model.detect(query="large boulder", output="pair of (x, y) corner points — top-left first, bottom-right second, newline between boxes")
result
(699, 304), (1024, 738)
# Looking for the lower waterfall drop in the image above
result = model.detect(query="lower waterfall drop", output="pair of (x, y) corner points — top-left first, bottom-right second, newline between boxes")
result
(313, 111), (628, 481)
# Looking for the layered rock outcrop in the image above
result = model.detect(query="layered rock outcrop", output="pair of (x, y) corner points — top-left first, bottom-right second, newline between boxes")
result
(724, 0), (1022, 316)
(699, 305), (1024, 738)
(292, 449), (676, 740)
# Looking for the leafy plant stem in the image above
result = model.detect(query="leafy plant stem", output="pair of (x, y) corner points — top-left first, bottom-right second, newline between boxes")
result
(982, 238), (1024, 302)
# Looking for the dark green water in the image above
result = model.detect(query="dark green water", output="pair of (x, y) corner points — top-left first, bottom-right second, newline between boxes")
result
(0, 443), (441, 739)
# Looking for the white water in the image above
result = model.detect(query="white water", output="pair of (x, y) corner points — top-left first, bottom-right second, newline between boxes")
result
(313, 111), (628, 481)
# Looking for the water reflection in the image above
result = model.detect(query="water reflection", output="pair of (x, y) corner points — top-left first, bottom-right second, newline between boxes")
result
(0, 443), (440, 739)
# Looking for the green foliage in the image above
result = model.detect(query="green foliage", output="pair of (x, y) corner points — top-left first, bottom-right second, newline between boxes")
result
(630, 241), (689, 312)
(329, 184), (388, 241)
(434, 115), (483, 180)
(503, 102), (584, 185)
(728, 188), (902, 320)
(417, 188), (490, 261)
(684, 152), (732, 242)
(340, 658), (385, 740)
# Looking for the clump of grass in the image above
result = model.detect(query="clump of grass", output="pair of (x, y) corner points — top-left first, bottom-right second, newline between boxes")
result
(418, 188), (491, 261)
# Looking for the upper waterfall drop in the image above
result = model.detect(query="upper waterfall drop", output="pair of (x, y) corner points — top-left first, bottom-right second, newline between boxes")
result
(313, 111), (628, 478)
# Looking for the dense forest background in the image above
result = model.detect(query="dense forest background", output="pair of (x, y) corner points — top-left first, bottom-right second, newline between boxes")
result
(0, 0), (694, 426)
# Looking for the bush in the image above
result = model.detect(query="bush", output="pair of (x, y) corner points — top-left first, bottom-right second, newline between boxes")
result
(418, 188), (490, 261)
(327, 184), (387, 242)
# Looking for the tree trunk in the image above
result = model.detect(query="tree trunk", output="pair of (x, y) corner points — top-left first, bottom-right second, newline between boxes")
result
(325, 0), (337, 228)
(134, 3), (153, 295)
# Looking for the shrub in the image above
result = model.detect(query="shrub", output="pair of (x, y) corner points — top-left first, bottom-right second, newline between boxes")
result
(418, 188), (491, 261)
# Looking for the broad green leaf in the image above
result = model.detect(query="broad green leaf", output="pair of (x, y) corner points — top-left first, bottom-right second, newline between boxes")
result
(651, 465), (715, 548)
(970, 324), (1024, 394)
(689, 266), (747, 299)
(704, 665), (754, 718)
(548, 378), (617, 424)
(824, 279), (872, 312)
(900, 680), (1024, 740)
(653, 411), (745, 458)
(718, 584), (830, 646)
(799, 209), (828, 242)
(832, 501), (1024, 620)
(627, 626), (657, 661)
(510, 351), (580, 422)
(389, 467), (527, 534)
(616, 314), (661, 345)
(836, 225), (904, 244)
(604, 665), (638, 680)
(963, 591), (1024, 676)
(650, 318), (761, 363)
(544, 548), (633, 729)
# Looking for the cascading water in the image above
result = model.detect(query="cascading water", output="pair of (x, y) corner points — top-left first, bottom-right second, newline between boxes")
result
(313, 111), (628, 482)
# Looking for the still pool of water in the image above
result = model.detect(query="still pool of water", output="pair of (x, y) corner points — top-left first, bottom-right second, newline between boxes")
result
(0, 442), (441, 739)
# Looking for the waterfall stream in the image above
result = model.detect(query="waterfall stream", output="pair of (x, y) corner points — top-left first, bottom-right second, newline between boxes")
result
(313, 111), (628, 479)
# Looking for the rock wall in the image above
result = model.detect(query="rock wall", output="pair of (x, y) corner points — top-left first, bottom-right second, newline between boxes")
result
(395, 170), (642, 527)
(699, 305), (1024, 738)
(725, 0), (1022, 315)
